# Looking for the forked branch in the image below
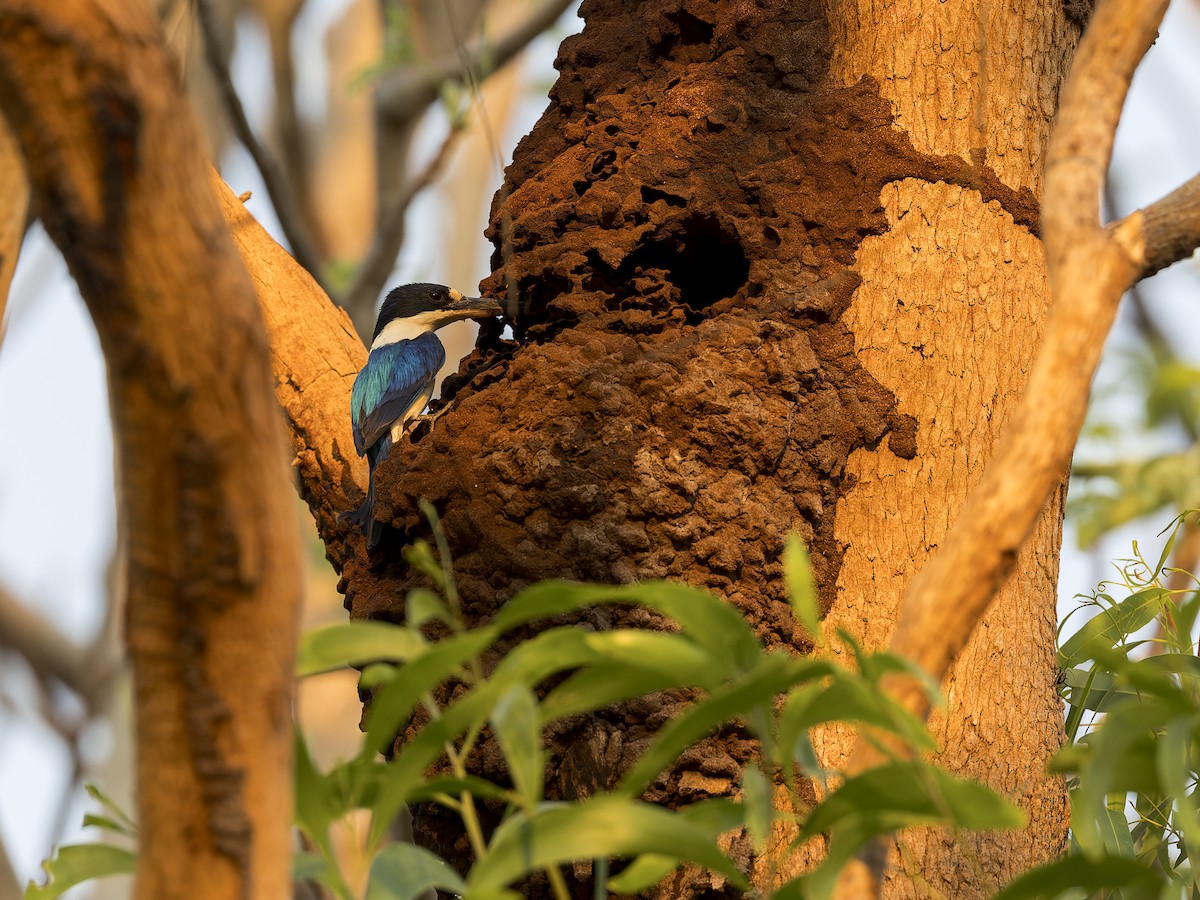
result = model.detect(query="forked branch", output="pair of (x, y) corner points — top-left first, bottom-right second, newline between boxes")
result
(874, 0), (1172, 720)
(840, 0), (1186, 889)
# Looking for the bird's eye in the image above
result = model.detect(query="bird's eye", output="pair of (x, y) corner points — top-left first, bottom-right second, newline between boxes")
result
(428, 290), (441, 303)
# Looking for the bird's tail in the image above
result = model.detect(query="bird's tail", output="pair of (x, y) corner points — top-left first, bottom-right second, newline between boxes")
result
(340, 438), (391, 548)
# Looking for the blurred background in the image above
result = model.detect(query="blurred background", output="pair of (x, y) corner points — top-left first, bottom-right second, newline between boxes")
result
(0, 0), (1198, 895)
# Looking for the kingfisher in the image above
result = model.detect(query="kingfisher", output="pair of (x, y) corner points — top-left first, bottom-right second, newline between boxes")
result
(344, 283), (505, 546)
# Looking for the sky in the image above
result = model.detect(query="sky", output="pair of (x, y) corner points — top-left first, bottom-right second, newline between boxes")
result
(1, 1), (1199, 889)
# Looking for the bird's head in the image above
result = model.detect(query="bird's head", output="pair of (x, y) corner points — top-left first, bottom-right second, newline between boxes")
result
(372, 283), (505, 341)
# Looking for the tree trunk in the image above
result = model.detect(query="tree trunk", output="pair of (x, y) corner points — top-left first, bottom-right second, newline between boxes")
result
(348, 0), (1082, 894)
(0, 3), (302, 898)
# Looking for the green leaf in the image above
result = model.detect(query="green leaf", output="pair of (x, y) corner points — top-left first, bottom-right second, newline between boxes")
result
(540, 664), (682, 722)
(403, 539), (448, 591)
(1131, 792), (1171, 866)
(404, 775), (512, 804)
(1158, 715), (1200, 851)
(783, 534), (822, 646)
(781, 674), (935, 754)
(777, 682), (828, 780)
(1072, 701), (1177, 855)
(1061, 666), (1132, 716)
(576, 630), (719, 687)
(617, 654), (820, 798)
(851, 647), (941, 705)
(606, 855), (679, 895)
(80, 814), (137, 840)
(358, 662), (399, 690)
(365, 842), (466, 900)
(362, 627), (499, 756)
(1095, 802), (1135, 858)
(297, 621), (428, 677)
(466, 797), (748, 892)
(368, 624), (684, 844)
(494, 581), (762, 675)
(782, 766), (1022, 900)
(605, 800), (744, 894)
(293, 728), (340, 856)
(741, 763), (772, 852)
(1058, 588), (1170, 668)
(25, 844), (136, 900)
(801, 762), (1024, 840)
(368, 677), (518, 845)
(490, 685), (543, 808)
(83, 784), (137, 835)
(405, 588), (451, 629)
(292, 850), (329, 882)
(1163, 586), (1200, 653)
(991, 854), (1160, 899)
(774, 823), (878, 900)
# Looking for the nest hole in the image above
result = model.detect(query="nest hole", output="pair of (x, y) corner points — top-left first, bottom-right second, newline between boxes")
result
(627, 213), (749, 312)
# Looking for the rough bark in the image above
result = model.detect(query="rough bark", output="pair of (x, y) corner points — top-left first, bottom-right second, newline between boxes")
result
(212, 171), (368, 572)
(0, 3), (301, 899)
(818, 2), (1078, 894)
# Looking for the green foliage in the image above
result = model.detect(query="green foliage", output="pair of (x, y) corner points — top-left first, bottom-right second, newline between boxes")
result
(24, 844), (136, 900)
(1006, 513), (1200, 897)
(29, 528), (1022, 899)
(289, 526), (1020, 899)
(1073, 350), (1200, 546)
(23, 785), (137, 899)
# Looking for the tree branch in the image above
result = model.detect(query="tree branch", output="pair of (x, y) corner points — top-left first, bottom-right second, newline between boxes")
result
(195, 0), (327, 287)
(375, 0), (576, 125)
(1118, 171), (1200, 280)
(0, 3), (302, 898)
(253, 0), (313, 253)
(0, 584), (113, 709)
(210, 170), (369, 570)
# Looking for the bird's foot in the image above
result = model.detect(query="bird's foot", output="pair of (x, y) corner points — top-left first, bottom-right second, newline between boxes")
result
(411, 405), (454, 438)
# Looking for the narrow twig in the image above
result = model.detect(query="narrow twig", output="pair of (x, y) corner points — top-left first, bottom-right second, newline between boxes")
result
(195, 0), (327, 287)
(341, 128), (462, 333)
(0, 584), (115, 710)
(262, 4), (314, 251)
(376, 0), (577, 126)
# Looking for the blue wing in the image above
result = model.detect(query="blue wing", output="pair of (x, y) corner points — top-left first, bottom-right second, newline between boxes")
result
(350, 332), (445, 455)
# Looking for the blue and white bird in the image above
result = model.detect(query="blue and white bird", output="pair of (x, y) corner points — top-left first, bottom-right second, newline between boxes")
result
(345, 283), (504, 546)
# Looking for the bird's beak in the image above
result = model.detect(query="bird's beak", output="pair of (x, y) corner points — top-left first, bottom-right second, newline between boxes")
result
(449, 295), (507, 320)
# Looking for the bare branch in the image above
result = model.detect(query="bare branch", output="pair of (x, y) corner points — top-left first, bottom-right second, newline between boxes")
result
(376, 0), (576, 125)
(0, 584), (104, 704)
(341, 128), (462, 337)
(195, 0), (327, 287)
(1118, 171), (1200, 280)
(248, 0), (309, 235)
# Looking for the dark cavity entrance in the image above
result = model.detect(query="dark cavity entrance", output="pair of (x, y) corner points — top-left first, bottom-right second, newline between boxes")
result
(627, 213), (749, 311)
